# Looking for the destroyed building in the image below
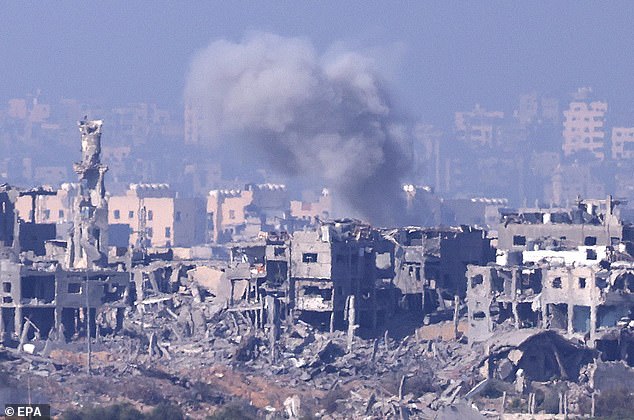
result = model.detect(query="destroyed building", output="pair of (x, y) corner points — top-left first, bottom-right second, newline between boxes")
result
(467, 262), (634, 353)
(290, 220), (397, 330)
(497, 196), (634, 251)
(468, 197), (634, 369)
(0, 119), (131, 345)
(384, 226), (495, 317)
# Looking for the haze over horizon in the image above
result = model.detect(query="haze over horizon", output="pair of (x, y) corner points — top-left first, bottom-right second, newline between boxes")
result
(4, 2), (634, 124)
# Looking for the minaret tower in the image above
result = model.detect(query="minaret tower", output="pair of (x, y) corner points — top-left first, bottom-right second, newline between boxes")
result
(68, 119), (109, 269)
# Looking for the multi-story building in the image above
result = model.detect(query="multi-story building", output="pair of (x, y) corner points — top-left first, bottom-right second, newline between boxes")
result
(497, 197), (634, 251)
(291, 220), (396, 329)
(455, 104), (504, 146)
(207, 184), (290, 243)
(547, 162), (605, 206)
(290, 189), (332, 222)
(184, 102), (204, 145)
(611, 127), (634, 160)
(1, 119), (131, 344)
(562, 96), (607, 159)
(207, 189), (254, 243)
(14, 184), (78, 225)
(518, 92), (559, 126)
(109, 184), (206, 248)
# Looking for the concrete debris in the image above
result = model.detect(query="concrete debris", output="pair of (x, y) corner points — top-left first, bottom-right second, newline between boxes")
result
(3, 120), (634, 417)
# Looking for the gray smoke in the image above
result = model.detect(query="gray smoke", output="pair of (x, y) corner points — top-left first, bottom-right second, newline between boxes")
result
(185, 33), (412, 226)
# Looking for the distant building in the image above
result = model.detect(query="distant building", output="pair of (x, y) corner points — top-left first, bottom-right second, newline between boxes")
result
(290, 189), (332, 222)
(455, 104), (504, 146)
(497, 196), (634, 252)
(109, 184), (206, 248)
(441, 197), (508, 228)
(207, 183), (290, 243)
(15, 183), (78, 226)
(547, 163), (605, 206)
(562, 90), (607, 159)
(184, 102), (204, 145)
(207, 189), (254, 243)
(611, 127), (634, 160)
(518, 92), (559, 126)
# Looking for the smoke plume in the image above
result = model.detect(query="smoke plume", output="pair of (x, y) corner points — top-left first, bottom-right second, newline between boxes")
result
(185, 33), (412, 226)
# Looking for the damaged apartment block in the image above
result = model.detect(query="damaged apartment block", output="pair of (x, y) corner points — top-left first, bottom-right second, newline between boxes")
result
(468, 197), (634, 368)
(291, 220), (396, 331)
(385, 226), (494, 321)
(0, 119), (130, 346)
(223, 220), (397, 333)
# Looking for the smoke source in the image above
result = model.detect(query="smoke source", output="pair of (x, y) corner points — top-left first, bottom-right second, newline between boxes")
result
(185, 33), (412, 226)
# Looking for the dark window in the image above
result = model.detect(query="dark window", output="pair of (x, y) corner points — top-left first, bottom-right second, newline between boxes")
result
(229, 210), (235, 220)
(175, 211), (181, 222)
(274, 247), (285, 257)
(471, 274), (484, 288)
(513, 235), (527, 246)
(165, 227), (171, 238)
(147, 210), (153, 221)
(113, 210), (120, 220)
(302, 253), (318, 263)
(58, 210), (64, 218)
(68, 283), (81, 294)
(147, 227), (153, 237)
(552, 277), (562, 289)
(43, 209), (50, 219)
(2, 282), (10, 293)
(128, 210), (134, 219)
(584, 236), (597, 246)
(473, 311), (486, 320)
(579, 278), (586, 289)
(586, 249), (597, 260)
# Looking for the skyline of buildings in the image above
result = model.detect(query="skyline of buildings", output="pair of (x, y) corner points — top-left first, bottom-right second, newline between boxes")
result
(2, 86), (634, 223)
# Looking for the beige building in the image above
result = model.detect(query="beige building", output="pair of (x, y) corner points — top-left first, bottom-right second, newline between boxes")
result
(290, 189), (332, 221)
(562, 99), (607, 159)
(109, 184), (206, 248)
(611, 127), (634, 160)
(14, 184), (78, 224)
(455, 104), (504, 146)
(207, 189), (254, 242)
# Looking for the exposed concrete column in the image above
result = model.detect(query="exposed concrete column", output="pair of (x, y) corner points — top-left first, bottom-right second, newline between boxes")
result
(266, 295), (280, 363)
(372, 287), (377, 330)
(567, 268), (574, 335)
(453, 295), (460, 338)
(511, 268), (520, 329)
(589, 303), (597, 348)
(14, 306), (22, 338)
(329, 283), (336, 333)
(346, 295), (357, 352)
(54, 307), (62, 332)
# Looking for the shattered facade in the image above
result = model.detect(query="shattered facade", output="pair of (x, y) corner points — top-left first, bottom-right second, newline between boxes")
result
(497, 196), (634, 251)
(291, 220), (396, 330)
(386, 226), (494, 317)
(1, 119), (132, 348)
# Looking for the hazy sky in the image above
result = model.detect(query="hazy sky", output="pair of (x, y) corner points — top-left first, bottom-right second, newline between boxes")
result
(3, 2), (634, 124)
